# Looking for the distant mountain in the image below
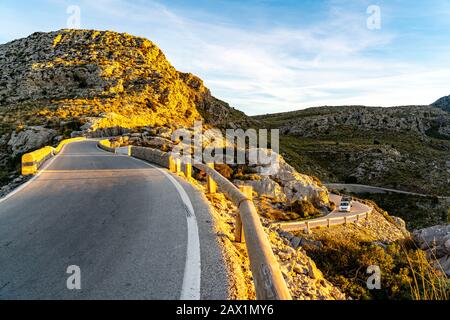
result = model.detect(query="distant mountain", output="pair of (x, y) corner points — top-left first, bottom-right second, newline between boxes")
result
(254, 105), (450, 198)
(432, 95), (450, 112)
(254, 105), (450, 139)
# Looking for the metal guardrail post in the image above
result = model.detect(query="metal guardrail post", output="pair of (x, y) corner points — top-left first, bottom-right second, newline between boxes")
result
(235, 186), (253, 243)
(234, 212), (244, 243)
(184, 162), (192, 179)
(175, 158), (181, 174)
(169, 155), (176, 173)
(193, 162), (291, 300)
(206, 163), (217, 194)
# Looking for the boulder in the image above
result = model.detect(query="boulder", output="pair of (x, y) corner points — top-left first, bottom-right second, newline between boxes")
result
(143, 136), (173, 150)
(413, 225), (450, 252)
(8, 126), (57, 157)
(445, 238), (450, 252)
(413, 224), (450, 276)
(306, 260), (322, 280)
(391, 216), (409, 235)
(233, 177), (286, 200)
(157, 127), (173, 139)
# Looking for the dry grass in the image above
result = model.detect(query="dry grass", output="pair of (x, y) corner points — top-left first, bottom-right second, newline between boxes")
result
(403, 242), (449, 300)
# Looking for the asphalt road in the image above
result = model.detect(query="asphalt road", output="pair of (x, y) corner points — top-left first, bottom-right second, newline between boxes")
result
(327, 194), (372, 218)
(0, 140), (228, 300)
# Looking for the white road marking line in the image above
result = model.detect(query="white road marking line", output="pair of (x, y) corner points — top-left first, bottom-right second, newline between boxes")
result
(130, 157), (201, 300)
(1, 140), (202, 300)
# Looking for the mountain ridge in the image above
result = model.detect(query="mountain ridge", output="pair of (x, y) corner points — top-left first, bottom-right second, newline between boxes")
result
(432, 94), (450, 113)
(0, 29), (248, 131)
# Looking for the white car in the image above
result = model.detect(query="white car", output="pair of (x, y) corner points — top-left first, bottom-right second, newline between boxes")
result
(339, 198), (352, 212)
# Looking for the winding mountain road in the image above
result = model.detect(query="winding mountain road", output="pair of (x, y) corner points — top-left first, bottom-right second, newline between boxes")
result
(0, 140), (228, 299)
(277, 194), (373, 232)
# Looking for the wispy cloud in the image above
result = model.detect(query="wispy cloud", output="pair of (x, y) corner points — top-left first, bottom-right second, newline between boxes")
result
(1, 0), (450, 114)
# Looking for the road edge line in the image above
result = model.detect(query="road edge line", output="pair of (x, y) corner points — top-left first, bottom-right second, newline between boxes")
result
(130, 157), (201, 300)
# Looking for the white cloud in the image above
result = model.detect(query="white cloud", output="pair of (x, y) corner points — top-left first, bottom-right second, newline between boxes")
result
(2, 0), (449, 114)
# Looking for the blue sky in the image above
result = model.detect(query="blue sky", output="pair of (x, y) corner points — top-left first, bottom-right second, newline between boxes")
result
(1, 0), (450, 115)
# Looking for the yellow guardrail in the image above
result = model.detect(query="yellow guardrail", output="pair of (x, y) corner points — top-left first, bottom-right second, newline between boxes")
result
(21, 137), (86, 175)
(98, 139), (116, 153)
(128, 144), (292, 300)
(54, 137), (86, 154)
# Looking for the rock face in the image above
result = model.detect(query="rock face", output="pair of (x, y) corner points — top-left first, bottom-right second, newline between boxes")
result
(413, 225), (450, 276)
(235, 151), (330, 208)
(8, 126), (57, 156)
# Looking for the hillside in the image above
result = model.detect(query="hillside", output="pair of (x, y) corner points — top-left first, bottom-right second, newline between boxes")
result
(254, 105), (450, 228)
(432, 95), (450, 113)
(254, 105), (450, 195)
(0, 29), (249, 183)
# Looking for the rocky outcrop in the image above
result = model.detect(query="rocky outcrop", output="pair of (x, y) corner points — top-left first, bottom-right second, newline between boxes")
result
(391, 216), (409, 236)
(274, 157), (329, 207)
(234, 177), (286, 201)
(413, 225), (450, 276)
(8, 126), (57, 156)
(233, 149), (330, 208)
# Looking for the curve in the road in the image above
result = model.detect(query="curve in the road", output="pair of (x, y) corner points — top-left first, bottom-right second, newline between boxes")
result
(129, 155), (200, 300)
(0, 140), (228, 299)
(276, 194), (372, 232)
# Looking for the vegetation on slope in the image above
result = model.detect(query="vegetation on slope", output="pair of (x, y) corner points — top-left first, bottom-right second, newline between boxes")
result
(254, 106), (450, 197)
(345, 192), (450, 230)
(300, 211), (449, 300)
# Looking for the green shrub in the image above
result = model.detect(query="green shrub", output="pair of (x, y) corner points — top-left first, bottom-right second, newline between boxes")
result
(305, 235), (449, 300)
(214, 164), (233, 179)
(289, 199), (321, 218)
